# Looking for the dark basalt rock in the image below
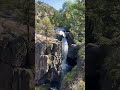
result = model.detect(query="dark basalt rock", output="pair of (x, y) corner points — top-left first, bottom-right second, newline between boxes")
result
(0, 18), (34, 90)
(65, 32), (74, 46)
(67, 44), (80, 67)
(85, 43), (104, 90)
(35, 55), (48, 84)
(56, 32), (74, 46)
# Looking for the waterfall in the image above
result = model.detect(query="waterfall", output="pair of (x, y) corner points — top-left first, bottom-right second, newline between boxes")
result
(61, 36), (69, 78)
(62, 37), (68, 64)
(49, 27), (72, 90)
(55, 27), (70, 79)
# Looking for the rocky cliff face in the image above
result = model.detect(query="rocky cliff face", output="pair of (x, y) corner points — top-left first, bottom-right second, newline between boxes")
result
(35, 34), (62, 85)
(0, 17), (34, 90)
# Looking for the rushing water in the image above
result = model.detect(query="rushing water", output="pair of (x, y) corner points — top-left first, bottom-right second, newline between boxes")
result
(49, 27), (70, 90)
(55, 27), (71, 79)
(37, 27), (71, 90)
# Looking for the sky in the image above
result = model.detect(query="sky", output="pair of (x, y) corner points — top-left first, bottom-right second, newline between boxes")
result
(36, 0), (75, 10)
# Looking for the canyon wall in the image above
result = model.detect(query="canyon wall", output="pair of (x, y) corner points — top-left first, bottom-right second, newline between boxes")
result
(0, 18), (34, 90)
(35, 34), (62, 84)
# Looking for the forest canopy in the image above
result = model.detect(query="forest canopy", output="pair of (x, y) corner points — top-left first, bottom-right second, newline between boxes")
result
(35, 0), (85, 45)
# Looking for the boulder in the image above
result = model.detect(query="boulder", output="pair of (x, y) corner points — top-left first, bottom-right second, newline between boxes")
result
(85, 43), (104, 90)
(65, 32), (74, 46)
(67, 44), (80, 67)
(85, 43), (101, 76)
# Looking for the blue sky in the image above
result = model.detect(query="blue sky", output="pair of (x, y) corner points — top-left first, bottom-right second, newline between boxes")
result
(36, 0), (75, 10)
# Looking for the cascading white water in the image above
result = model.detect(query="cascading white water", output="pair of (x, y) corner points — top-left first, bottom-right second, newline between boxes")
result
(62, 37), (68, 65)
(55, 27), (70, 78)
(61, 36), (69, 78)
(50, 27), (70, 90)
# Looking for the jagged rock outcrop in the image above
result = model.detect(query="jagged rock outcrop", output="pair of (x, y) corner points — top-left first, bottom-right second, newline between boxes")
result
(35, 34), (62, 85)
(56, 31), (74, 46)
(0, 17), (34, 90)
